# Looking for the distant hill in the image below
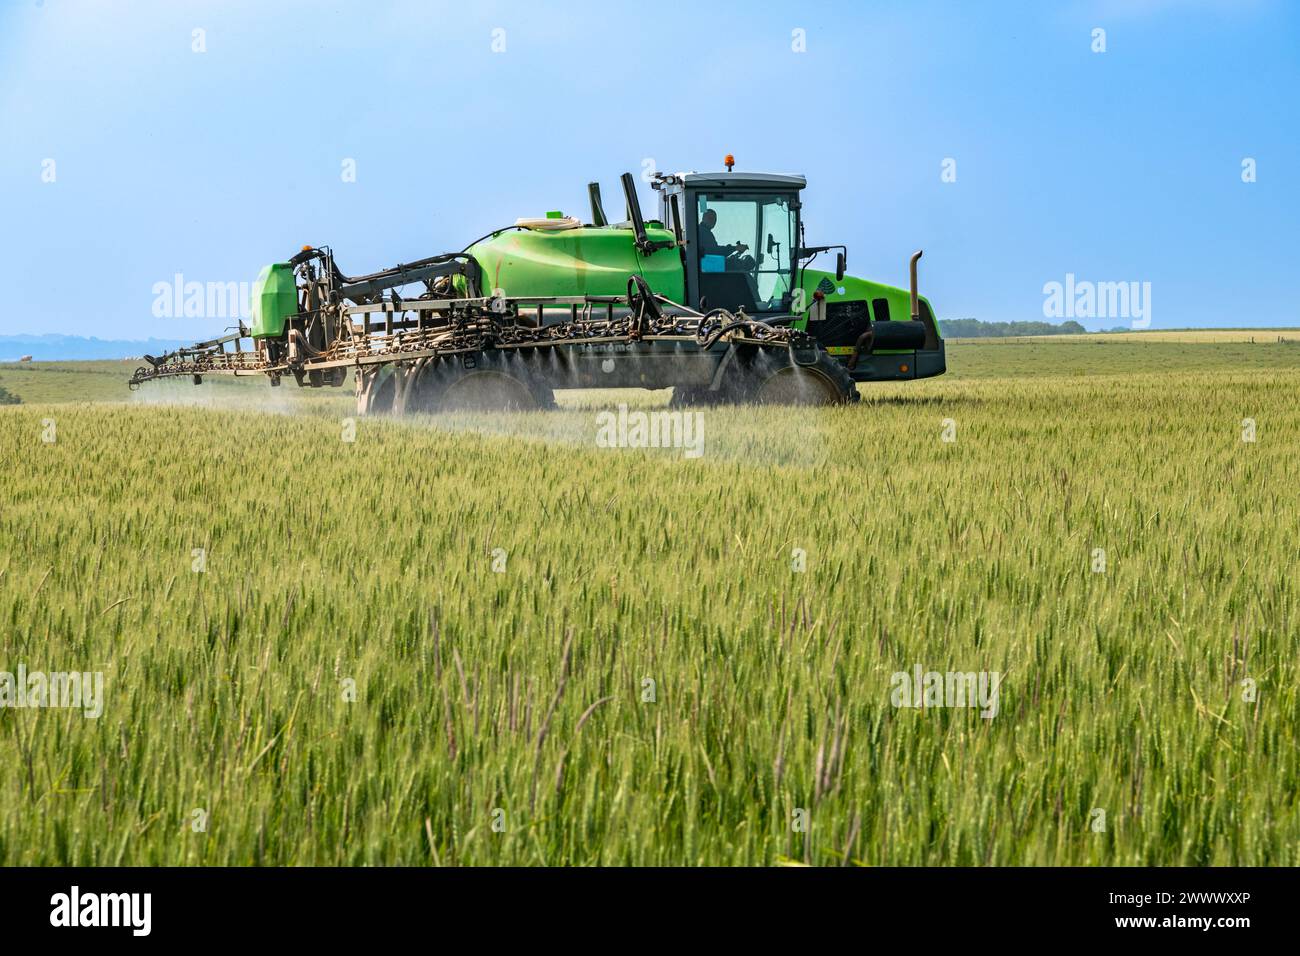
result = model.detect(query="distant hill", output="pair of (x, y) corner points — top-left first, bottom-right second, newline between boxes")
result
(941, 319), (1089, 338)
(0, 334), (193, 362)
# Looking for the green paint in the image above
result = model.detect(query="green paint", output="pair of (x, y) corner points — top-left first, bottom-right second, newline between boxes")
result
(793, 268), (942, 342)
(465, 225), (684, 302)
(248, 263), (298, 339)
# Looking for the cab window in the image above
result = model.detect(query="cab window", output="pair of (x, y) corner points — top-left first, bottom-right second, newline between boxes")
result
(694, 193), (793, 313)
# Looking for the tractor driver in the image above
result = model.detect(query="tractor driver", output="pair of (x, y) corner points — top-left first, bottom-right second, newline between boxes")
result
(698, 209), (749, 260)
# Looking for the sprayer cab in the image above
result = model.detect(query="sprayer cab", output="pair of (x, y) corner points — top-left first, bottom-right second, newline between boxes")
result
(644, 166), (943, 382)
(650, 170), (807, 317)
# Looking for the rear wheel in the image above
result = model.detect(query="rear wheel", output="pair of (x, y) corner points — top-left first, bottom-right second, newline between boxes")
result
(356, 365), (398, 415)
(409, 353), (555, 413)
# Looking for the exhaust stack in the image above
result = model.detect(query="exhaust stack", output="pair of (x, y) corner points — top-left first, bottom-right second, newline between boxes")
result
(909, 249), (923, 320)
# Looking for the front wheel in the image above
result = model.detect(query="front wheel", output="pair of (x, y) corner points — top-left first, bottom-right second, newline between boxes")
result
(733, 348), (861, 406)
(751, 364), (856, 405)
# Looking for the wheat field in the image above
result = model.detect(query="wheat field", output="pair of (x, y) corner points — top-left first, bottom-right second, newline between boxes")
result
(0, 338), (1297, 865)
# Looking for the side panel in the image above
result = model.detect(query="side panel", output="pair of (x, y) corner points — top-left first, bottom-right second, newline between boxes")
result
(466, 226), (684, 302)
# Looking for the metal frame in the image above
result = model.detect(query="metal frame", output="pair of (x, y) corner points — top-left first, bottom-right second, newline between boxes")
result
(129, 283), (812, 399)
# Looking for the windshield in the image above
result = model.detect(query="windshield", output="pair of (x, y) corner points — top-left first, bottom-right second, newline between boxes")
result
(695, 192), (795, 313)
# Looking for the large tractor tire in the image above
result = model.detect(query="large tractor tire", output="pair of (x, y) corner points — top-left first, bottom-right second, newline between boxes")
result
(408, 352), (555, 413)
(749, 351), (860, 405)
(672, 347), (859, 407)
(356, 365), (398, 415)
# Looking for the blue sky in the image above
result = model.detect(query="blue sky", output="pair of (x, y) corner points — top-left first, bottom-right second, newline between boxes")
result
(2, 0), (1296, 339)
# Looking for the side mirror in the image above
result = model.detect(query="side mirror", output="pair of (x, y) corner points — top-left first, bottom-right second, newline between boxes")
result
(835, 252), (846, 282)
(766, 233), (776, 254)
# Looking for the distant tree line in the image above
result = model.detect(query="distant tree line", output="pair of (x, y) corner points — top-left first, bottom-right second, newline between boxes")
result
(940, 318), (1088, 338)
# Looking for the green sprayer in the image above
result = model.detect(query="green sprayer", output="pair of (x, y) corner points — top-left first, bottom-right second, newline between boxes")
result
(130, 159), (945, 410)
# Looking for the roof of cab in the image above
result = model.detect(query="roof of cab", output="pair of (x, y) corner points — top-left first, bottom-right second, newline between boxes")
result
(674, 171), (807, 188)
